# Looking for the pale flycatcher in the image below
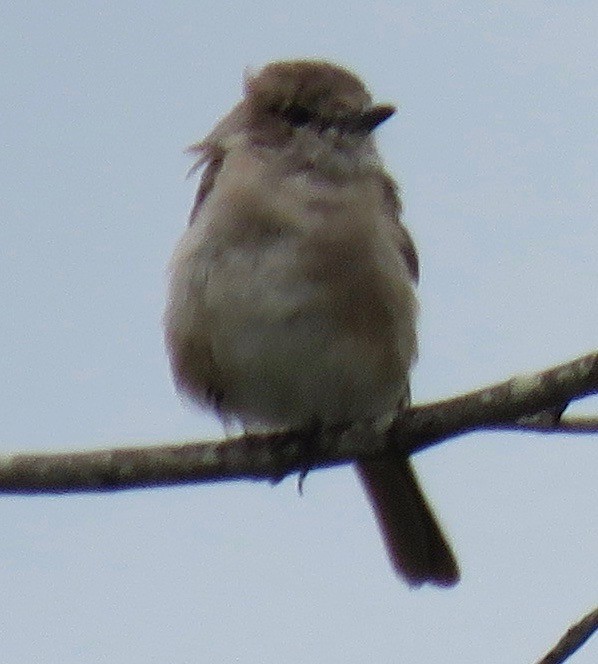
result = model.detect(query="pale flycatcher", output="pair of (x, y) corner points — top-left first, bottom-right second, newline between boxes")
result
(165, 60), (459, 587)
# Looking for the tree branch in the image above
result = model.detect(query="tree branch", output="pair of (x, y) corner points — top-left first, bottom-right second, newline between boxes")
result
(0, 350), (596, 495)
(534, 606), (598, 664)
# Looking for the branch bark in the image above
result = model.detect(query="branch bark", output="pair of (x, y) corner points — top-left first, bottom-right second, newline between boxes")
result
(535, 606), (598, 664)
(0, 350), (596, 495)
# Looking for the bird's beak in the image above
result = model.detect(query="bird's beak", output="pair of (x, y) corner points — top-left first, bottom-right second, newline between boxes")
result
(354, 104), (396, 133)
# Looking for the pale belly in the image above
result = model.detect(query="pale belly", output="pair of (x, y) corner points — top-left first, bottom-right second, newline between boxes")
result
(166, 160), (417, 431)
(196, 234), (414, 429)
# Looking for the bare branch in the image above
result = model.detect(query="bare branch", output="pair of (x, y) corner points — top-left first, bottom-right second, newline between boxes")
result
(534, 606), (598, 664)
(402, 350), (598, 453)
(0, 350), (596, 495)
(508, 417), (598, 435)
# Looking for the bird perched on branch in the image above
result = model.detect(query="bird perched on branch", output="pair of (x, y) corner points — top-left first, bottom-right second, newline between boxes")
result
(164, 59), (459, 587)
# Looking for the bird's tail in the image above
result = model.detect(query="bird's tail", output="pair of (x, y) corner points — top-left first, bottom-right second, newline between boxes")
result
(356, 457), (459, 587)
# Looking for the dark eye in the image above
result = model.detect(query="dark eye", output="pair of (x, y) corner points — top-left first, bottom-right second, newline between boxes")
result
(281, 104), (313, 127)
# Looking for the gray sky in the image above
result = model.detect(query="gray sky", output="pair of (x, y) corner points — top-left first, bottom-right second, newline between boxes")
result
(1, 2), (596, 662)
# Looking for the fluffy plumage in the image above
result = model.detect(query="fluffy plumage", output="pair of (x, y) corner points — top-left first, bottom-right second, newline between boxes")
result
(165, 60), (459, 586)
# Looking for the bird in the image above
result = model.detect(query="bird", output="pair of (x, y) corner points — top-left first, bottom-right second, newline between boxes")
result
(164, 59), (459, 587)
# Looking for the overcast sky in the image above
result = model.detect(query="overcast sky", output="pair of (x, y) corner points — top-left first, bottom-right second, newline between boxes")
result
(1, 2), (596, 663)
